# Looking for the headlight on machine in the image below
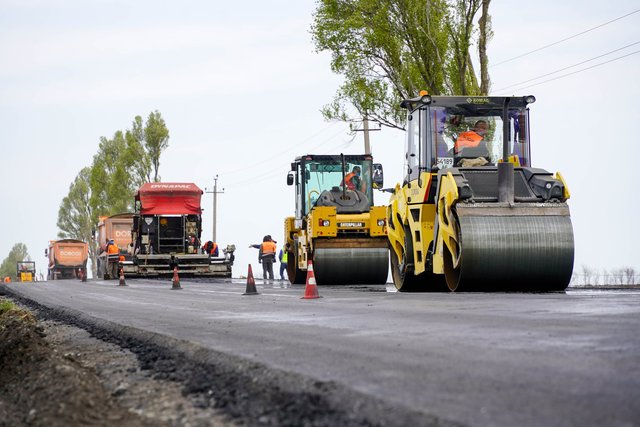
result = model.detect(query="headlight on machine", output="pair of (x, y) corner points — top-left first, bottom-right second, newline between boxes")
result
(377, 219), (386, 227)
(318, 219), (330, 227)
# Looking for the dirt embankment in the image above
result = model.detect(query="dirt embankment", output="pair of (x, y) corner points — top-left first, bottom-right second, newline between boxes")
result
(0, 298), (232, 427)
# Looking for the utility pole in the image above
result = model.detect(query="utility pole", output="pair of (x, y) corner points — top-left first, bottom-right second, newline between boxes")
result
(363, 117), (371, 155)
(353, 116), (379, 154)
(204, 175), (224, 243)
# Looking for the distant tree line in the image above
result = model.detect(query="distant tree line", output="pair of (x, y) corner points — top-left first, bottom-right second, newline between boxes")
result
(56, 111), (170, 277)
(572, 265), (638, 287)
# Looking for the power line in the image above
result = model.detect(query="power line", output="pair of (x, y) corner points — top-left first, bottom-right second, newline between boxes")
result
(493, 40), (640, 92)
(491, 9), (640, 67)
(218, 121), (342, 176)
(493, 49), (640, 93)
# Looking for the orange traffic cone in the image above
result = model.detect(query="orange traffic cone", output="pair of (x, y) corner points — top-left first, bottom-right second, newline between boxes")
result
(243, 264), (259, 295)
(171, 266), (182, 290)
(301, 260), (321, 299)
(118, 266), (127, 286)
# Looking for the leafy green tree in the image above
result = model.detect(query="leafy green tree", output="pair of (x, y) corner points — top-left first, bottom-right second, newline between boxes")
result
(0, 243), (30, 279)
(57, 167), (97, 276)
(57, 111), (170, 276)
(311, 0), (492, 129)
(144, 110), (170, 182)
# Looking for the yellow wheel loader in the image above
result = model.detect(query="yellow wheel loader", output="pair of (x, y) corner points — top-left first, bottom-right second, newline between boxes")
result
(387, 94), (574, 292)
(285, 154), (389, 285)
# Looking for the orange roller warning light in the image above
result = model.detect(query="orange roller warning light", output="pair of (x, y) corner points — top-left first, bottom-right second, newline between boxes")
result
(243, 264), (259, 295)
(301, 260), (321, 300)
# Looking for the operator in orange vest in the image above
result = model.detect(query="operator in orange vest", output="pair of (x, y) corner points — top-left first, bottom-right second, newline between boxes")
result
(342, 166), (365, 192)
(249, 235), (277, 281)
(453, 120), (490, 166)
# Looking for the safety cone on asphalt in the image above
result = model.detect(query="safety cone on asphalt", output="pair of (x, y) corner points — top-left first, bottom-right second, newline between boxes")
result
(243, 264), (259, 295)
(118, 266), (127, 287)
(301, 260), (321, 299)
(171, 266), (182, 290)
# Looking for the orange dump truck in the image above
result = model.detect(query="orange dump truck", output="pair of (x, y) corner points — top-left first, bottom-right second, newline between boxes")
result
(46, 239), (88, 280)
(95, 213), (134, 279)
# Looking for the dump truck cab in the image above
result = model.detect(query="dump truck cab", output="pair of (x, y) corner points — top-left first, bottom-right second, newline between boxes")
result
(285, 154), (388, 285)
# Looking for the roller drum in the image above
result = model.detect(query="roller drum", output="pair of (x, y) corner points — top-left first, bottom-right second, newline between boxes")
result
(445, 206), (574, 291)
(313, 247), (389, 285)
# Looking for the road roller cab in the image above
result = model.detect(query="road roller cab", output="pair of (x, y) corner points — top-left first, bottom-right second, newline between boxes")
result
(387, 94), (574, 292)
(285, 154), (389, 285)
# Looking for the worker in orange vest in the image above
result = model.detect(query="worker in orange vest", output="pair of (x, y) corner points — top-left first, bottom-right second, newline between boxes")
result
(455, 120), (488, 152)
(249, 235), (277, 280)
(106, 239), (119, 255)
(202, 241), (219, 257)
(453, 120), (491, 166)
(342, 166), (365, 192)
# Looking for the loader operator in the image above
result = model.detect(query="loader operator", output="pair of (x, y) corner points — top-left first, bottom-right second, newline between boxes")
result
(249, 235), (277, 281)
(454, 120), (490, 166)
(342, 166), (365, 192)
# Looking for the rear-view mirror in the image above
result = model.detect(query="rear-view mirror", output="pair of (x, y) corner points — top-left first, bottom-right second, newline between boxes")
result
(372, 163), (384, 189)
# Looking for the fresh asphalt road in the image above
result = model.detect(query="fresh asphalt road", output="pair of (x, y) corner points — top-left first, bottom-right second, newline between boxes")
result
(4, 278), (640, 427)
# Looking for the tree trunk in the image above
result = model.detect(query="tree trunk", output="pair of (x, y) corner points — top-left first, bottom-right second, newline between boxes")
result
(478, 0), (491, 95)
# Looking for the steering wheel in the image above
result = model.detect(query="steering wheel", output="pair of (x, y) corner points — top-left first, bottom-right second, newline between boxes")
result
(308, 190), (320, 208)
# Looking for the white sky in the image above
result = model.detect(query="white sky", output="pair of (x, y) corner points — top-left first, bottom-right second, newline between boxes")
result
(0, 0), (638, 279)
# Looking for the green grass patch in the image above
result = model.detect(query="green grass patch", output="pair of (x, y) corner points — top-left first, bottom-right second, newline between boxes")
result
(0, 298), (35, 325)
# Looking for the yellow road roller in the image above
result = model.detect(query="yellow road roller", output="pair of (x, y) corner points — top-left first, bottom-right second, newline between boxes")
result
(387, 94), (574, 291)
(285, 154), (389, 285)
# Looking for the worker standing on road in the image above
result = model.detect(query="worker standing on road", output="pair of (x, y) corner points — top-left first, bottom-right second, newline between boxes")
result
(278, 243), (290, 281)
(105, 239), (119, 279)
(249, 235), (277, 281)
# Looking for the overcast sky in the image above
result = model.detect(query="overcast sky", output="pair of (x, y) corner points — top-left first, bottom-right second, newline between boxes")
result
(0, 0), (638, 280)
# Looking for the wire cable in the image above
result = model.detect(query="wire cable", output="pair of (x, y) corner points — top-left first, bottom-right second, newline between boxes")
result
(217, 121), (343, 176)
(493, 49), (640, 93)
(491, 9), (640, 67)
(493, 40), (640, 92)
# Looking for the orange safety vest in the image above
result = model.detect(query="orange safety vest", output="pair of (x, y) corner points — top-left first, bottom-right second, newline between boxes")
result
(210, 242), (218, 255)
(455, 131), (483, 151)
(343, 172), (357, 190)
(261, 241), (277, 256)
(107, 243), (119, 254)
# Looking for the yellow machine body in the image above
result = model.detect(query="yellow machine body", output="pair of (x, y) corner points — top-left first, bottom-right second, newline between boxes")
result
(387, 95), (574, 292)
(285, 155), (389, 285)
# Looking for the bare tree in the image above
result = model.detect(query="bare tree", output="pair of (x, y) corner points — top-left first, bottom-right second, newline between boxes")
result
(623, 266), (636, 285)
(580, 265), (593, 286)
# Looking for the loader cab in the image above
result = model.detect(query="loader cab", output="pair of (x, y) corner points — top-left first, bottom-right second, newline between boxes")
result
(403, 95), (534, 180)
(289, 155), (378, 218)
